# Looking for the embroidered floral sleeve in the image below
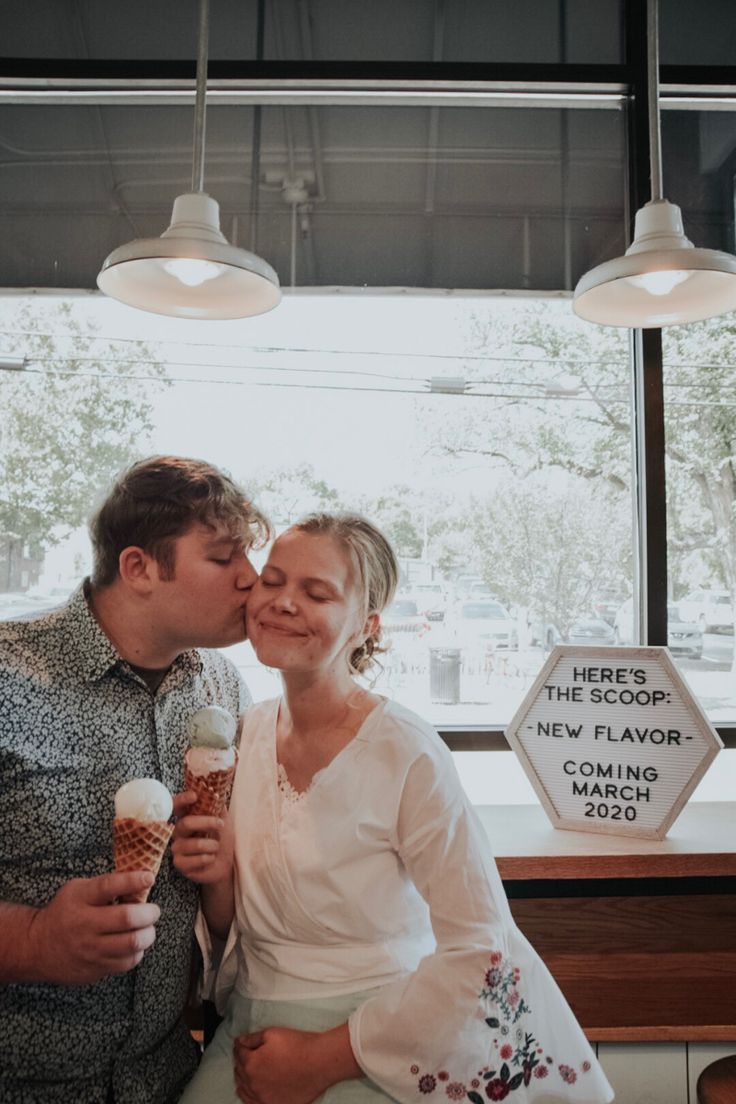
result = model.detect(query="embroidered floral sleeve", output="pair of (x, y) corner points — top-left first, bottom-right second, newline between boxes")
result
(348, 742), (613, 1104)
(411, 948), (597, 1101)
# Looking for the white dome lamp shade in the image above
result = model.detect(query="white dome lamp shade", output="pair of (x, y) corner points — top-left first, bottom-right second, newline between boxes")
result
(573, 199), (736, 328)
(573, 0), (736, 329)
(97, 192), (281, 320)
(97, 0), (281, 320)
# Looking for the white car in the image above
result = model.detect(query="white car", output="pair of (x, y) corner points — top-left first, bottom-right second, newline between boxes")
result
(677, 590), (733, 634)
(452, 599), (518, 651)
(614, 598), (634, 644)
(0, 593), (59, 621)
(615, 597), (705, 658)
(382, 597), (430, 637)
(410, 582), (448, 622)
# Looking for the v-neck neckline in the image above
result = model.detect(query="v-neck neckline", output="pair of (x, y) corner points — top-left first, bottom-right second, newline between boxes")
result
(270, 695), (387, 799)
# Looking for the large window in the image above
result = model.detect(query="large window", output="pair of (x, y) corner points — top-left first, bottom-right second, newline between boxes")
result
(2, 0), (736, 806)
(0, 288), (636, 731)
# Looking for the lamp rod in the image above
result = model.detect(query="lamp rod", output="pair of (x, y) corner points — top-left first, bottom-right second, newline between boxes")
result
(191, 0), (210, 194)
(647, 0), (663, 202)
(249, 0), (267, 252)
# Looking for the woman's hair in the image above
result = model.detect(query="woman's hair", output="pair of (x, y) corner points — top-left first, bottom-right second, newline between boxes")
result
(89, 455), (271, 587)
(293, 513), (399, 676)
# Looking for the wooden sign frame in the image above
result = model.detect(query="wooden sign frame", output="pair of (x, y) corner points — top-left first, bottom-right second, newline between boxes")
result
(504, 645), (723, 840)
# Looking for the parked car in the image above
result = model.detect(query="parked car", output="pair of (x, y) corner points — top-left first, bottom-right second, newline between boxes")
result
(677, 590), (733, 634)
(528, 612), (562, 651)
(453, 574), (486, 599)
(0, 592), (61, 621)
(566, 617), (616, 646)
(382, 597), (430, 637)
(453, 599), (518, 651)
(466, 582), (497, 601)
(614, 598), (634, 644)
(666, 604), (703, 659)
(410, 582), (448, 622)
(614, 597), (705, 658)
(590, 593), (621, 627)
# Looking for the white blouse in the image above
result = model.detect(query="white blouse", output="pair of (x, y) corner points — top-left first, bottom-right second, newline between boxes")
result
(217, 696), (613, 1104)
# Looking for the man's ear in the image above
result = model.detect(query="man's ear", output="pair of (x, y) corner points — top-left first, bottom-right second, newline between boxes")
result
(118, 546), (156, 594)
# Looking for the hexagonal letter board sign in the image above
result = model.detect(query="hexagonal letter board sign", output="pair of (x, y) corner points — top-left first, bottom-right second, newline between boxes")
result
(505, 646), (722, 839)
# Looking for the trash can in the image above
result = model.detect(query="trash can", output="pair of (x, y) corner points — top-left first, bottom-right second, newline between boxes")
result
(429, 647), (461, 704)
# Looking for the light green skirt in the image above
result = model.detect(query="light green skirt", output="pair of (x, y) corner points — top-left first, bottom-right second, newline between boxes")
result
(178, 988), (395, 1104)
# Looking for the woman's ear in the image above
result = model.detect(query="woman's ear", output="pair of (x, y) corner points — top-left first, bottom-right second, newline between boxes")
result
(361, 611), (380, 641)
(118, 546), (156, 595)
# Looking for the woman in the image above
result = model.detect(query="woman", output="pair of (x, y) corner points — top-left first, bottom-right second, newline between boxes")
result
(173, 514), (613, 1104)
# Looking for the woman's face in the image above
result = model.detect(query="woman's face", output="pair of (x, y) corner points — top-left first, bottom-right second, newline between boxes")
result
(246, 529), (369, 676)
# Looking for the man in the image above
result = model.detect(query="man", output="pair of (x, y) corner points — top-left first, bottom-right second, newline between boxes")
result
(0, 455), (270, 1104)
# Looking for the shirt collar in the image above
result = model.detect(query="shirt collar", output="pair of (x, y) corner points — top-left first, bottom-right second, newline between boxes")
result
(62, 580), (203, 684)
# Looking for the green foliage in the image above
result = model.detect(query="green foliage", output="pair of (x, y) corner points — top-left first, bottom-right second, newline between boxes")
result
(0, 300), (168, 554)
(359, 486), (424, 559)
(470, 476), (630, 636)
(661, 318), (736, 597)
(424, 299), (736, 622)
(247, 462), (342, 528)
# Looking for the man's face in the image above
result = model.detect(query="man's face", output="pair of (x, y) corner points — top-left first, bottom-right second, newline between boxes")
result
(149, 522), (258, 651)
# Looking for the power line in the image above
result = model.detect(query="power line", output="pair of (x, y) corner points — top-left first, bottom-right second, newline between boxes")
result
(0, 362), (610, 400)
(4, 362), (736, 407)
(1, 328), (734, 386)
(2, 354), (734, 404)
(1, 352), (427, 385)
(0, 326), (636, 369)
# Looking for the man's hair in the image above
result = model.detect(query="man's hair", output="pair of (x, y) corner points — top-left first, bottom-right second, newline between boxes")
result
(89, 455), (271, 587)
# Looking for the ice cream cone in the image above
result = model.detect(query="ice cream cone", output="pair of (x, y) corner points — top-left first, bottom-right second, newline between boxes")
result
(184, 749), (237, 818)
(112, 817), (174, 902)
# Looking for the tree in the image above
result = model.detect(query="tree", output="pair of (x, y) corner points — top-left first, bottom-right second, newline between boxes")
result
(358, 485), (424, 559)
(0, 299), (168, 590)
(520, 310), (736, 615)
(661, 321), (736, 603)
(245, 464), (465, 575)
(425, 299), (736, 670)
(470, 476), (630, 639)
(247, 463), (343, 529)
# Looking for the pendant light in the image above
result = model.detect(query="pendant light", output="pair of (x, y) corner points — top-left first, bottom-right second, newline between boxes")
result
(573, 0), (736, 328)
(97, 0), (281, 320)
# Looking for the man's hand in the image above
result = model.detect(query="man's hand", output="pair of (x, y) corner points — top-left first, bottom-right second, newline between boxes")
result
(233, 1024), (362, 1104)
(171, 791), (234, 885)
(24, 871), (160, 985)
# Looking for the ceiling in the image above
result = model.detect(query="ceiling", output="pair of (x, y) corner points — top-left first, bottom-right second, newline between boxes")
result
(1, 1), (734, 293)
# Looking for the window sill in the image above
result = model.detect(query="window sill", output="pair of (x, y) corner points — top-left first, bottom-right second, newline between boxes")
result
(479, 801), (736, 881)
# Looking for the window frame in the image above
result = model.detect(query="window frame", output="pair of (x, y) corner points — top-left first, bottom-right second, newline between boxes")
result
(2, 0), (736, 748)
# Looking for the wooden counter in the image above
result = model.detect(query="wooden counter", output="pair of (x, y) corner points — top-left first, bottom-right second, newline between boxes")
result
(477, 803), (736, 1042)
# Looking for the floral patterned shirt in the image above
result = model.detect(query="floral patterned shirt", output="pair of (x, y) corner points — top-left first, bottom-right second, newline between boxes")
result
(0, 583), (250, 1104)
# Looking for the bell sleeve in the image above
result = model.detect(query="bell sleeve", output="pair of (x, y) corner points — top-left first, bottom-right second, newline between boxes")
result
(348, 740), (613, 1104)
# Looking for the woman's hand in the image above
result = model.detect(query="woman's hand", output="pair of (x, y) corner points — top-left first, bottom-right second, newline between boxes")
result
(233, 1028), (325, 1104)
(233, 1023), (361, 1104)
(171, 792), (234, 885)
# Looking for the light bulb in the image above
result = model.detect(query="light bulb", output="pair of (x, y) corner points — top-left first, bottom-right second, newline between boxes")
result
(163, 258), (222, 286)
(627, 269), (691, 297)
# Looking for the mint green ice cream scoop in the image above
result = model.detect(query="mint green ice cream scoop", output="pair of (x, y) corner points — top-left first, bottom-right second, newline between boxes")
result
(187, 705), (237, 749)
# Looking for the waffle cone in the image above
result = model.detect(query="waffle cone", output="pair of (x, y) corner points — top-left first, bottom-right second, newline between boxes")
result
(112, 817), (174, 903)
(184, 750), (237, 818)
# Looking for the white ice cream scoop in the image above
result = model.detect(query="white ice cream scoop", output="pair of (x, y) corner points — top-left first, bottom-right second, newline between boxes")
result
(114, 777), (173, 821)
